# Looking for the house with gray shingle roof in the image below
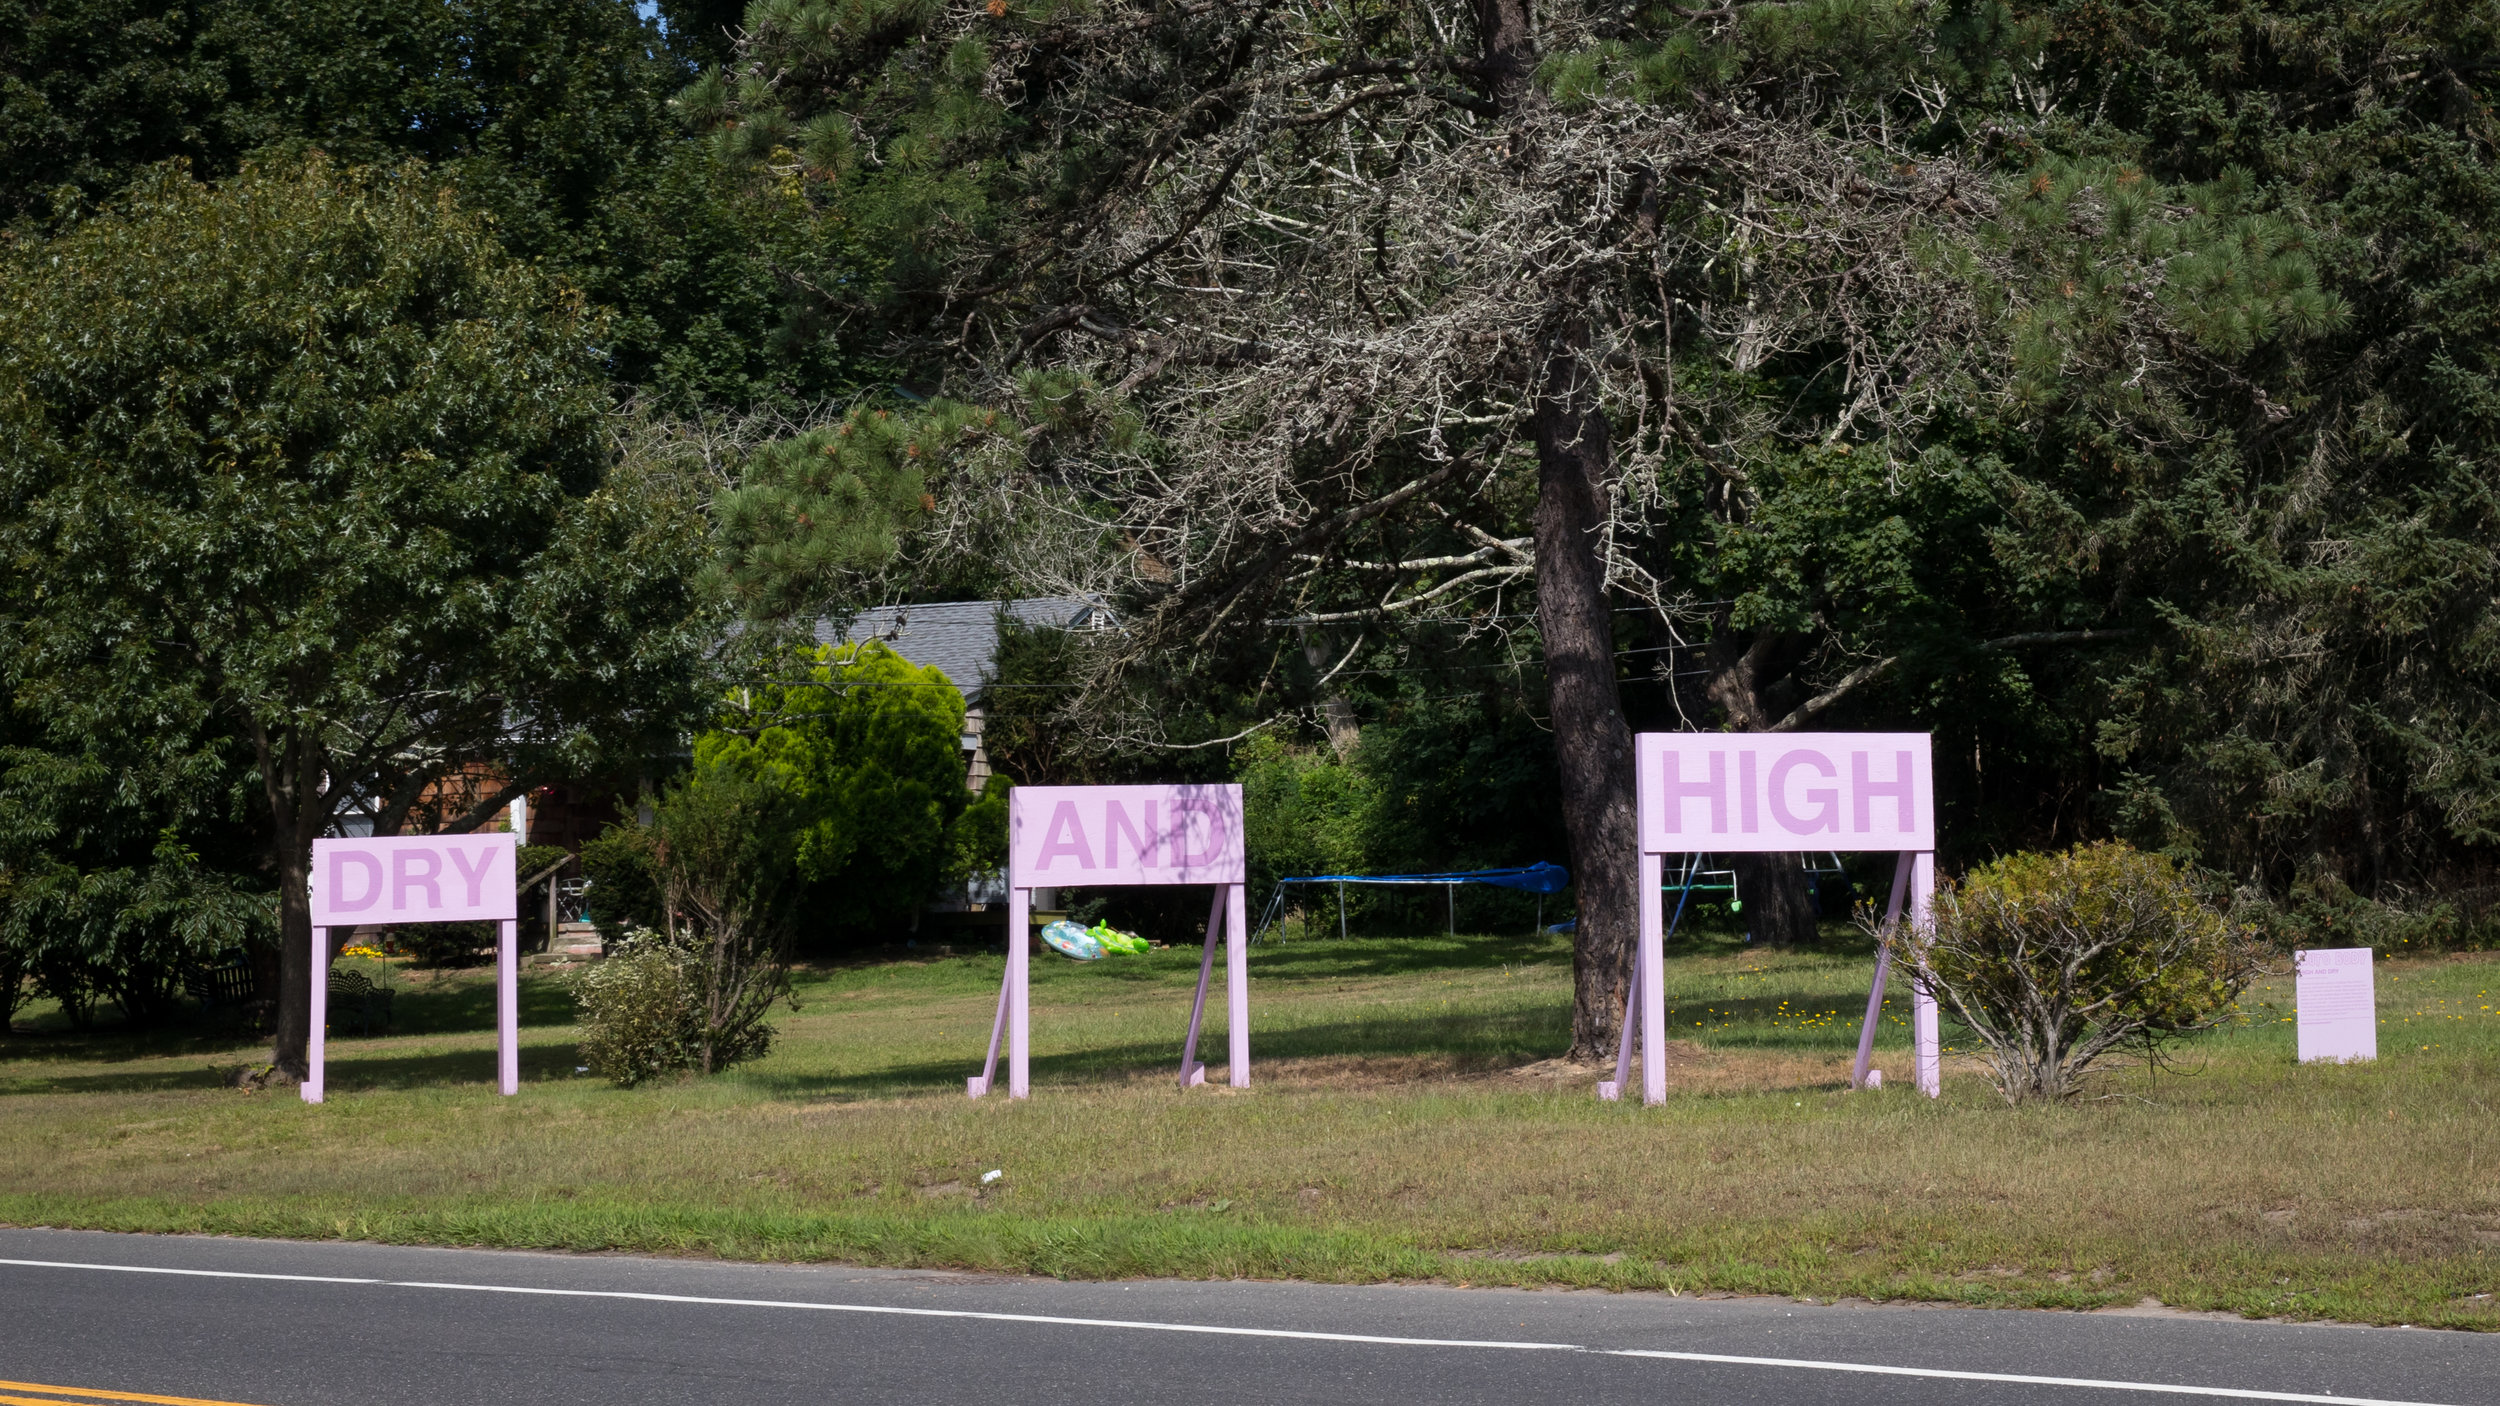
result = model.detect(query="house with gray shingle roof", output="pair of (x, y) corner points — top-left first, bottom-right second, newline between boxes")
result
(820, 597), (1113, 793)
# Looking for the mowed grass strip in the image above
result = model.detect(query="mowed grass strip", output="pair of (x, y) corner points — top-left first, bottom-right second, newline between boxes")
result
(1, 930), (2496, 1328)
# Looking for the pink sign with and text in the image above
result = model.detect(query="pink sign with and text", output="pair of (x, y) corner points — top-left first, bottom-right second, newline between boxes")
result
(1009, 784), (1245, 887)
(2296, 947), (2377, 1064)
(309, 834), (519, 926)
(1637, 732), (1935, 854)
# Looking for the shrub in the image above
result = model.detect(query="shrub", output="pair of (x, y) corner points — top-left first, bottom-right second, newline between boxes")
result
(572, 930), (701, 1086)
(568, 734), (803, 1082)
(947, 773), (1009, 884)
(579, 824), (666, 944)
(394, 921), (493, 969)
(707, 641), (972, 944)
(645, 738), (799, 1074)
(1888, 841), (2263, 1103)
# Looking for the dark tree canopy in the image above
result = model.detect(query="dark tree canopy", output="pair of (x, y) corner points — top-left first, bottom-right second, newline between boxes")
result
(0, 155), (717, 1071)
(0, 0), (875, 407)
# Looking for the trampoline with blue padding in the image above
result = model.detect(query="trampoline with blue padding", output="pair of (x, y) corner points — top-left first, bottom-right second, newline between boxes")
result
(1251, 862), (1571, 941)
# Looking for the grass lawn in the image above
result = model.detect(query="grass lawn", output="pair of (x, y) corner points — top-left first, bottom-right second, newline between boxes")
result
(2, 924), (2496, 1328)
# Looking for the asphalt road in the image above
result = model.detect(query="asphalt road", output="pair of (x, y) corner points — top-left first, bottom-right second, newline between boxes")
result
(0, 1228), (2492, 1405)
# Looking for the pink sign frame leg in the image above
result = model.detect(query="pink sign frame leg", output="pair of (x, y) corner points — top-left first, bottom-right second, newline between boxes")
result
(497, 918), (519, 1096)
(1603, 847), (1942, 1106)
(1177, 887), (1224, 1087)
(1598, 852), (1668, 1103)
(1910, 850), (1941, 1097)
(1843, 852), (1939, 1097)
(303, 920), (522, 1105)
(305, 926), (332, 1104)
(968, 882), (1247, 1100)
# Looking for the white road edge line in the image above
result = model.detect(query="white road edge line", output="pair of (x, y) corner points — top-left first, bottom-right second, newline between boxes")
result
(0, 1256), (2461, 1406)
(390, 1280), (1581, 1351)
(1605, 1351), (2451, 1406)
(0, 1258), (378, 1285)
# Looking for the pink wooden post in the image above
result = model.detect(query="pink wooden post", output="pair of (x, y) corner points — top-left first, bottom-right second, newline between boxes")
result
(497, 919), (519, 1096)
(1911, 850), (1941, 1097)
(306, 833), (518, 1105)
(969, 784), (1246, 1099)
(1598, 850), (1674, 1104)
(1225, 880), (1250, 1088)
(1007, 882), (1031, 1099)
(1636, 851), (1667, 1103)
(304, 926), (331, 1105)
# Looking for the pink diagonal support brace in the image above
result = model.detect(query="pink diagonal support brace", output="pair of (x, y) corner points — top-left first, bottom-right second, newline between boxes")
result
(1598, 851), (1668, 1103)
(1177, 887), (1223, 1087)
(967, 885), (1032, 1098)
(967, 952), (1013, 1099)
(1849, 853), (1914, 1090)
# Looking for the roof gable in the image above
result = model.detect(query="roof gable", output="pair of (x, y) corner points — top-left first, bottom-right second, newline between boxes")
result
(816, 597), (1107, 700)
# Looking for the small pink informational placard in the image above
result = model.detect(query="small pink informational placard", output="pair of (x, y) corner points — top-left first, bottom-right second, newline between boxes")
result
(1637, 732), (1935, 853)
(1009, 784), (1245, 887)
(2295, 947), (2377, 1063)
(309, 834), (519, 925)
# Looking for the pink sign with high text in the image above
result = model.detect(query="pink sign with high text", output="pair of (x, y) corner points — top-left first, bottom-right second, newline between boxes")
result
(309, 834), (519, 925)
(1638, 732), (1935, 854)
(2295, 947), (2377, 1064)
(1009, 784), (1245, 887)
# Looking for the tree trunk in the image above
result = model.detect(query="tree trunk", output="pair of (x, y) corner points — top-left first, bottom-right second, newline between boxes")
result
(271, 845), (316, 1080)
(1730, 851), (1820, 945)
(260, 727), (327, 1082)
(1705, 626), (1818, 944)
(1534, 325), (1642, 1058)
(1300, 632), (1362, 759)
(1481, 0), (1642, 1060)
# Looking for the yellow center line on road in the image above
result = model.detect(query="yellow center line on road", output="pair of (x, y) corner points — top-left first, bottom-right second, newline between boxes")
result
(0, 1382), (280, 1406)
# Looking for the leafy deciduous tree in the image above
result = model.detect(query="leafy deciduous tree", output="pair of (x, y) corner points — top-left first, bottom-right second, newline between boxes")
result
(0, 156), (715, 1076)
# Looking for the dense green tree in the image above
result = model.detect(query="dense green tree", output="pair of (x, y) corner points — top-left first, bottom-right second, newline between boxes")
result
(1, 0), (870, 406)
(711, 401), (989, 617)
(1968, 0), (2500, 901)
(0, 699), (272, 1030)
(649, 0), (746, 69)
(704, 641), (975, 941)
(0, 156), (717, 1076)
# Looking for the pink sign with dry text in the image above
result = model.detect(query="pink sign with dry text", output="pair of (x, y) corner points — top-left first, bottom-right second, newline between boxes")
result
(1009, 784), (1246, 887)
(306, 833), (519, 1106)
(310, 834), (518, 925)
(1637, 732), (1936, 854)
(2295, 947), (2377, 1064)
